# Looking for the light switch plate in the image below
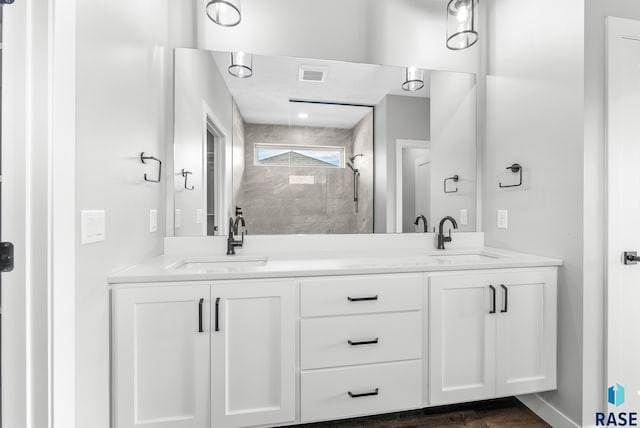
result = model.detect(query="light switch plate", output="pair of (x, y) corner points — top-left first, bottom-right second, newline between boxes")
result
(149, 210), (158, 233)
(196, 209), (203, 224)
(175, 209), (181, 228)
(460, 209), (468, 226)
(497, 210), (509, 229)
(81, 210), (106, 244)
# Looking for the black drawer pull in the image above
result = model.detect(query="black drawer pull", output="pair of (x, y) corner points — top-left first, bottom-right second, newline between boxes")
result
(489, 285), (496, 314)
(347, 295), (378, 302)
(198, 298), (204, 333)
(348, 388), (379, 398)
(215, 297), (220, 332)
(348, 338), (379, 346)
(500, 284), (508, 313)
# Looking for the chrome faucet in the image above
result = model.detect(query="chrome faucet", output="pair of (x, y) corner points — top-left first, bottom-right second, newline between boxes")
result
(437, 216), (459, 250)
(227, 216), (245, 255)
(414, 215), (428, 233)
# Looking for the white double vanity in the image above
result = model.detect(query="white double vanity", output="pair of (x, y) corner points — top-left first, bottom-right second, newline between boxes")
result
(109, 233), (561, 428)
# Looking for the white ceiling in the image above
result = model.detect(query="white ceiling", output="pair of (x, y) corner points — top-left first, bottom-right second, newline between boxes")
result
(212, 51), (430, 129)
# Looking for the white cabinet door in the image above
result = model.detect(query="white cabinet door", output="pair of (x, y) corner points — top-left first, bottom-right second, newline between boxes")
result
(496, 270), (557, 396)
(211, 280), (296, 428)
(113, 285), (210, 428)
(429, 276), (496, 405)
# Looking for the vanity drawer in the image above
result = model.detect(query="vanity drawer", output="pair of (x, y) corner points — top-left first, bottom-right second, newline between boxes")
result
(300, 360), (422, 422)
(300, 274), (423, 317)
(300, 312), (422, 369)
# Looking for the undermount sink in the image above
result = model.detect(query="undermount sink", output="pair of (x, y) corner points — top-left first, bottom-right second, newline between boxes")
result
(171, 256), (268, 270)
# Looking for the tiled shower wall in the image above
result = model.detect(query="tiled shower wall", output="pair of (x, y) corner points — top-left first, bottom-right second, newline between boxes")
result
(236, 113), (374, 234)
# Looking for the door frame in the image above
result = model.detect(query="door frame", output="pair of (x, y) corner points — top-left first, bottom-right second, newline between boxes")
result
(202, 102), (228, 236)
(2, 0), (77, 426)
(394, 139), (429, 233)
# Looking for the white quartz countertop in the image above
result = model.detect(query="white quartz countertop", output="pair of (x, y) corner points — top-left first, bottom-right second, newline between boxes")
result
(108, 247), (563, 285)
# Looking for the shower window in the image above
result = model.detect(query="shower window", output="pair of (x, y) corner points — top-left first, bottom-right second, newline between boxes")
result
(254, 143), (344, 168)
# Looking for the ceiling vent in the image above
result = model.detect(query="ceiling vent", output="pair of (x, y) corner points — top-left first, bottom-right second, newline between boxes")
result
(298, 65), (328, 83)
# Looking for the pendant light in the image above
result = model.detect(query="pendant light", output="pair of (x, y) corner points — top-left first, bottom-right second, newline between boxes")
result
(206, 0), (241, 27)
(402, 67), (424, 92)
(446, 0), (478, 50)
(228, 52), (253, 78)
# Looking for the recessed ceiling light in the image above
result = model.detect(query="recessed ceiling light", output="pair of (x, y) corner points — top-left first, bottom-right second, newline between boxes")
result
(298, 113), (309, 119)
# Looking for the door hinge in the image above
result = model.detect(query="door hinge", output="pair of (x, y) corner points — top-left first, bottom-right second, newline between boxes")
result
(0, 242), (14, 272)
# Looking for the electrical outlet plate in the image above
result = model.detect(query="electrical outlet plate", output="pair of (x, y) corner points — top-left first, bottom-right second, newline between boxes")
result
(81, 210), (106, 244)
(460, 209), (468, 226)
(497, 210), (508, 229)
(175, 209), (182, 228)
(149, 210), (158, 233)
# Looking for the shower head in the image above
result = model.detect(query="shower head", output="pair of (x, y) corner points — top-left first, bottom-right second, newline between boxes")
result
(349, 153), (364, 163)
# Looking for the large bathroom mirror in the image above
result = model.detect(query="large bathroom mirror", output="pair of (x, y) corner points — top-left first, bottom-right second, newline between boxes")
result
(171, 48), (477, 236)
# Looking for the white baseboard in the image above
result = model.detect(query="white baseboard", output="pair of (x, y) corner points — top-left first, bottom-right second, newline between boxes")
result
(517, 394), (581, 428)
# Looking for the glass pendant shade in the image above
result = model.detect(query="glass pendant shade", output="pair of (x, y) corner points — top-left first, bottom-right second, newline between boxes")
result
(402, 67), (424, 92)
(206, 0), (241, 27)
(446, 0), (478, 50)
(228, 52), (253, 78)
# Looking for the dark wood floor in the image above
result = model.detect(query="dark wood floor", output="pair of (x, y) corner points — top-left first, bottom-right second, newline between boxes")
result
(292, 398), (550, 428)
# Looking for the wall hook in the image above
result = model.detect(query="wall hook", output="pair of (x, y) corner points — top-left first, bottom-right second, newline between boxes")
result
(444, 175), (459, 193)
(499, 163), (523, 188)
(140, 152), (162, 183)
(181, 169), (195, 190)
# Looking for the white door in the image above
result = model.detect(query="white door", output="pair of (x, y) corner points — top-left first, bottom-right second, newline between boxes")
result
(429, 275), (496, 405)
(415, 158), (431, 228)
(607, 16), (640, 409)
(495, 270), (557, 396)
(113, 285), (211, 428)
(212, 280), (296, 428)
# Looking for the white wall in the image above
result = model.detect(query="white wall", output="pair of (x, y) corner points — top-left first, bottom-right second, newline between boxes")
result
(430, 71), (477, 232)
(75, 1), (195, 426)
(368, 0), (479, 73)
(173, 48), (233, 237)
(484, 0), (585, 424)
(197, 0), (479, 75)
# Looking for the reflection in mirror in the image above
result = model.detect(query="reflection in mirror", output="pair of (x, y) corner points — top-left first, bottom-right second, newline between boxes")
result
(171, 48), (477, 236)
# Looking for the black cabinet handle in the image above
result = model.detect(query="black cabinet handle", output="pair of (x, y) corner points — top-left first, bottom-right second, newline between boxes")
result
(489, 285), (496, 314)
(198, 298), (204, 333)
(347, 295), (378, 302)
(500, 284), (508, 313)
(348, 338), (379, 346)
(215, 297), (220, 332)
(348, 388), (379, 398)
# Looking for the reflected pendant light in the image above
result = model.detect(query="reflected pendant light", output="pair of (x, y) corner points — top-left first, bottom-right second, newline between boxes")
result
(228, 51), (253, 78)
(446, 0), (479, 50)
(402, 67), (424, 92)
(206, 0), (241, 27)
